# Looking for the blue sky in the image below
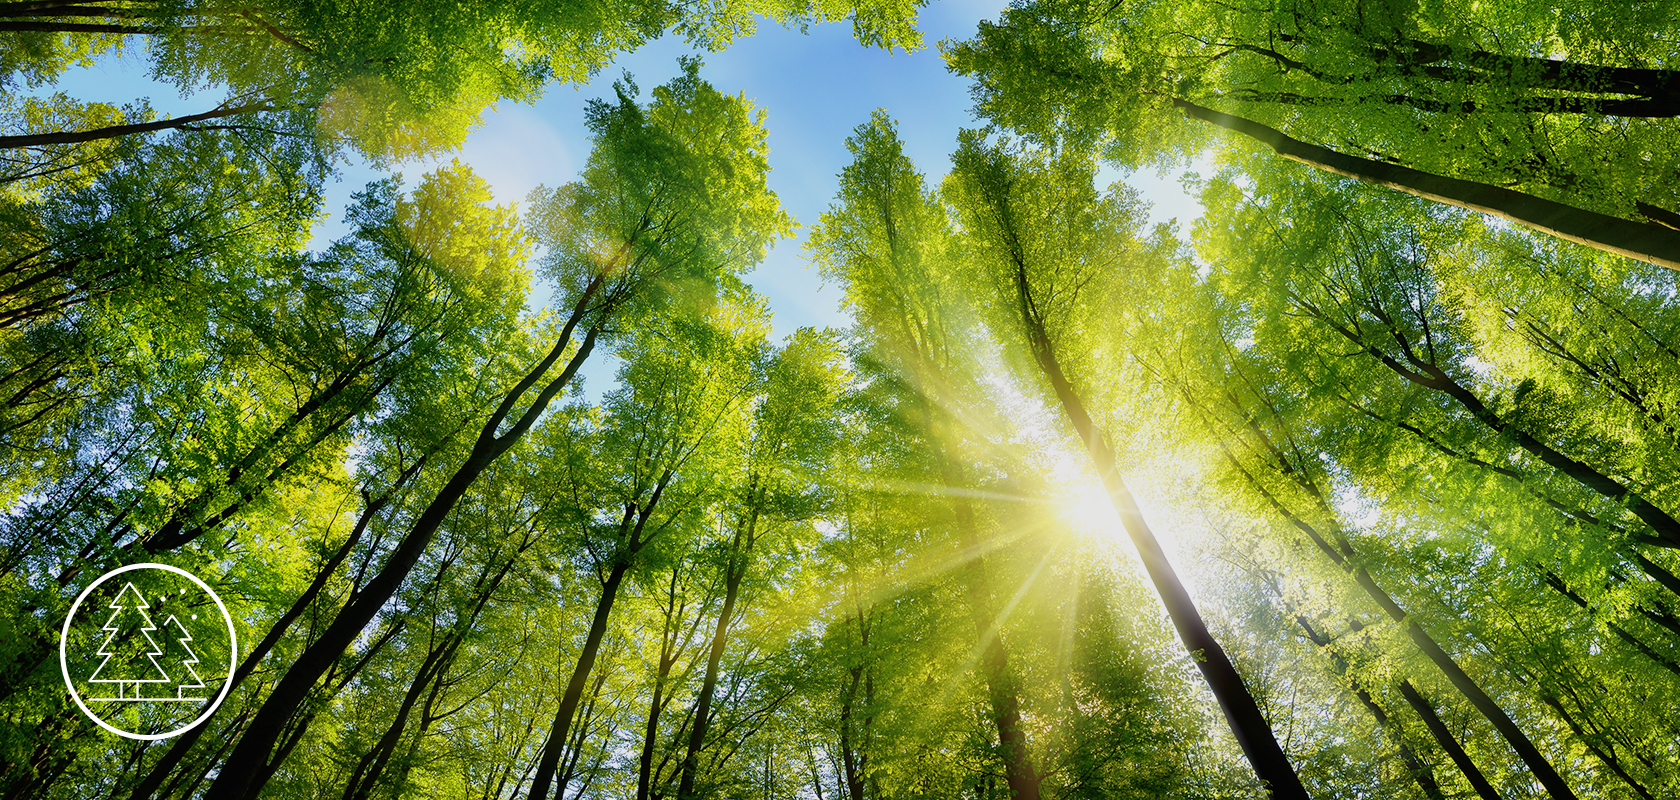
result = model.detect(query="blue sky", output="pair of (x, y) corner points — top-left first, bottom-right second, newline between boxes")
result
(34, 1), (1205, 392)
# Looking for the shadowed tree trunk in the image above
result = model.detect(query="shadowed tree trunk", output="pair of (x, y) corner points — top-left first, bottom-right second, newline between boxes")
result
(528, 470), (672, 800)
(129, 457), (426, 800)
(0, 102), (279, 148)
(1291, 616), (1449, 800)
(638, 565), (706, 800)
(1211, 438), (1576, 800)
(1397, 682), (1505, 800)
(1295, 295), (1680, 551)
(675, 514), (752, 800)
(1173, 98), (1680, 272)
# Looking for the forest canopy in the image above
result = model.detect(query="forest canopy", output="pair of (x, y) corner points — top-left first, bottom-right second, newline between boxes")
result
(1, 1), (1677, 799)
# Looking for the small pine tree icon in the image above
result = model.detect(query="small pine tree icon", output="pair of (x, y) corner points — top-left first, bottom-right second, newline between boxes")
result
(163, 614), (206, 700)
(88, 582), (171, 700)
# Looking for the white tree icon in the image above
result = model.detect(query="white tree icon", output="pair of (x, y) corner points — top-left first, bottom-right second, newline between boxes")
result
(87, 582), (170, 700)
(163, 614), (206, 700)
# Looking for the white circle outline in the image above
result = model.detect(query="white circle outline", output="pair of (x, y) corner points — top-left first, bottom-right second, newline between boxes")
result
(59, 562), (238, 740)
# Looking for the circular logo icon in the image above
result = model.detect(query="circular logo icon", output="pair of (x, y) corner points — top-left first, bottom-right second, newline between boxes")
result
(59, 563), (238, 740)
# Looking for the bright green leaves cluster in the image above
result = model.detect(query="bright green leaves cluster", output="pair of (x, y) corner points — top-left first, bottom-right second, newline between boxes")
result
(810, 111), (966, 395)
(527, 59), (792, 338)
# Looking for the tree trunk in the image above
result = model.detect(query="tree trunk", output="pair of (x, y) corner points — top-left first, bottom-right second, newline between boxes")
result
(530, 469), (671, 800)
(676, 523), (750, 800)
(932, 436), (1042, 800)
(838, 663), (865, 800)
(1173, 98), (1680, 272)
(1303, 300), (1680, 549)
(202, 295), (602, 800)
(0, 102), (277, 148)
(1539, 571), (1680, 677)
(636, 669), (670, 800)
(1224, 447), (1577, 800)
(1397, 681), (1505, 800)
(129, 473), (412, 800)
(1369, 37), (1680, 101)
(527, 561), (630, 800)
(1010, 268), (1307, 799)
(1535, 694), (1656, 800)
(343, 547), (520, 800)
(1233, 89), (1680, 117)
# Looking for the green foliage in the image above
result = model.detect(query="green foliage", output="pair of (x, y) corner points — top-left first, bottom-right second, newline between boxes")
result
(8, 3), (1680, 800)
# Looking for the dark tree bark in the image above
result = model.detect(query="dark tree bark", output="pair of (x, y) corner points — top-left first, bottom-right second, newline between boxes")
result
(1367, 37), (1680, 101)
(0, 102), (277, 148)
(637, 566), (705, 800)
(1231, 89), (1680, 117)
(128, 460), (425, 800)
(837, 608), (873, 800)
(1397, 682), (1506, 800)
(1299, 296), (1680, 550)
(1539, 572), (1680, 677)
(527, 470), (672, 800)
(674, 568), (741, 798)
(1636, 202), (1680, 231)
(676, 503), (759, 800)
(1219, 447), (1576, 800)
(1249, 34), (1680, 99)
(1535, 694), (1656, 800)
(930, 430), (1042, 800)
(342, 539), (526, 800)
(1173, 98), (1680, 272)
(1292, 616), (1448, 800)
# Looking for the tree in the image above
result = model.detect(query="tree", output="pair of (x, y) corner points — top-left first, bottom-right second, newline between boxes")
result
(675, 328), (846, 799)
(87, 582), (170, 701)
(527, 293), (766, 800)
(161, 614), (205, 701)
(808, 112), (1046, 800)
(942, 132), (1308, 799)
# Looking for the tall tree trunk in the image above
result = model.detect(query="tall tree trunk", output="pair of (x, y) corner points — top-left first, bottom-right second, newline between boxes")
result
(1539, 571), (1680, 677)
(202, 288), (604, 800)
(529, 470), (671, 800)
(1172, 98), (1680, 272)
(838, 663), (866, 800)
(676, 520), (751, 800)
(638, 566), (698, 800)
(343, 545), (522, 800)
(0, 102), (277, 148)
(1535, 695), (1656, 800)
(637, 669), (671, 800)
(1367, 37), (1680, 100)
(1397, 682), (1505, 800)
(931, 433), (1042, 800)
(526, 563), (629, 800)
(1010, 268), (1308, 799)
(1232, 89), (1680, 117)
(129, 469), (415, 800)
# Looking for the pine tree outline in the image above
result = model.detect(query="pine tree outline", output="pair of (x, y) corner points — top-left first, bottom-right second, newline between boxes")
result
(162, 614), (207, 700)
(87, 582), (171, 700)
